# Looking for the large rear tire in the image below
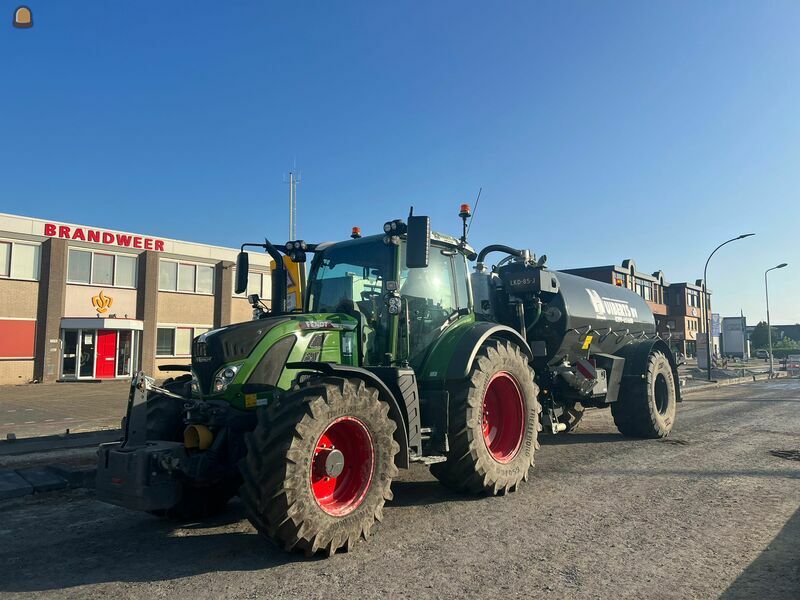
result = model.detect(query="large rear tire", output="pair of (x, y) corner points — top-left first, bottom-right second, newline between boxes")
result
(240, 377), (399, 556)
(611, 350), (676, 438)
(431, 339), (539, 495)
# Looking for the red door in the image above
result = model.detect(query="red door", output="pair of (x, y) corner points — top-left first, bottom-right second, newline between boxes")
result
(95, 330), (117, 378)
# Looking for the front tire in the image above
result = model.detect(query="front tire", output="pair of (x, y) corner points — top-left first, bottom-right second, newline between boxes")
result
(239, 377), (399, 556)
(611, 350), (677, 438)
(431, 339), (540, 495)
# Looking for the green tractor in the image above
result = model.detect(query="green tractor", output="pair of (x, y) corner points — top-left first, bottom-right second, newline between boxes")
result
(97, 207), (680, 556)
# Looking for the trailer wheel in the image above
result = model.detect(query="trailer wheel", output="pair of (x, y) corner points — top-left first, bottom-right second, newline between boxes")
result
(431, 339), (539, 495)
(612, 350), (676, 438)
(145, 375), (238, 519)
(239, 377), (398, 556)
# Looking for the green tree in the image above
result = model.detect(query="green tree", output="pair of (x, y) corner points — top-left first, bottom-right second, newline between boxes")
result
(775, 336), (800, 350)
(749, 321), (772, 349)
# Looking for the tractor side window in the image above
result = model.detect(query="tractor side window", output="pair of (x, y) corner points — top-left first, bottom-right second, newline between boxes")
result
(400, 246), (458, 367)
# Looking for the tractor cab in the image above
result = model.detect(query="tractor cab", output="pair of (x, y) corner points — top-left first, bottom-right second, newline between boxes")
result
(305, 230), (473, 369)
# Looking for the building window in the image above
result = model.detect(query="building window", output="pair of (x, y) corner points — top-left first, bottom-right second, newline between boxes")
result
(159, 260), (177, 290)
(634, 277), (652, 301)
(0, 242), (9, 276)
(233, 270), (271, 299)
(0, 240), (41, 281)
(196, 266), (214, 294)
(156, 325), (210, 356)
(67, 248), (137, 287)
(687, 290), (701, 308)
(177, 263), (196, 292)
(174, 327), (193, 356)
(159, 260), (214, 294)
(156, 328), (175, 356)
(116, 255), (137, 287)
(92, 253), (114, 285)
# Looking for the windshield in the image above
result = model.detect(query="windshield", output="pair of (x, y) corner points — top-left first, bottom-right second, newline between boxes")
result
(308, 237), (396, 365)
(308, 238), (395, 313)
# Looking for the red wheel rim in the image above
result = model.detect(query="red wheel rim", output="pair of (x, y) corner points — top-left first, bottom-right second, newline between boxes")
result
(310, 416), (374, 516)
(482, 372), (525, 463)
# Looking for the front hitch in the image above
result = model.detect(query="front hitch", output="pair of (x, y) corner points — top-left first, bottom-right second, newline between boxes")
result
(96, 372), (188, 512)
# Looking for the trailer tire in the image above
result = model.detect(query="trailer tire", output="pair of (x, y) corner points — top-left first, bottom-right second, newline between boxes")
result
(239, 377), (398, 557)
(612, 350), (676, 438)
(431, 339), (539, 495)
(145, 374), (238, 520)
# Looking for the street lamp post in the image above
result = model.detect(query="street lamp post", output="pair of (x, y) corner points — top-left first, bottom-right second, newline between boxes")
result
(703, 233), (755, 381)
(765, 263), (788, 376)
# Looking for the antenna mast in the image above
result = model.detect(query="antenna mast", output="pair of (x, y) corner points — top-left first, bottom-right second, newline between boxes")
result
(285, 170), (301, 239)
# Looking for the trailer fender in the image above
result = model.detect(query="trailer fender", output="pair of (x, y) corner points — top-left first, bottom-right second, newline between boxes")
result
(445, 323), (533, 381)
(285, 362), (410, 468)
(615, 340), (682, 402)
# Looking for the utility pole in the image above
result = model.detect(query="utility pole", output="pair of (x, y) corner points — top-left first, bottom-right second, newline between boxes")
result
(285, 171), (300, 240)
(765, 262), (788, 375)
(702, 233), (755, 381)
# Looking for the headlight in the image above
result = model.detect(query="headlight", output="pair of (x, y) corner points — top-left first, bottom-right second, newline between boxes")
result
(212, 364), (242, 394)
(190, 372), (200, 394)
(384, 222), (392, 233)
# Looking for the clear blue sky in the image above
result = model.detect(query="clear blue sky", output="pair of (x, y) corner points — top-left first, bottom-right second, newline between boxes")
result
(2, 1), (798, 323)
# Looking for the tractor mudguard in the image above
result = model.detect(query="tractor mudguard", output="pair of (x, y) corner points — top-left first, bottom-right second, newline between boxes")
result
(614, 339), (682, 402)
(425, 322), (533, 382)
(286, 362), (411, 468)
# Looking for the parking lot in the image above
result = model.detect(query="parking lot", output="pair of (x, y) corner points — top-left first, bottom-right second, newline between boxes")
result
(0, 381), (128, 440)
(0, 379), (797, 599)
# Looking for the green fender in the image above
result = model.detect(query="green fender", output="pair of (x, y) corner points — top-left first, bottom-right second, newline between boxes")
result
(419, 319), (533, 387)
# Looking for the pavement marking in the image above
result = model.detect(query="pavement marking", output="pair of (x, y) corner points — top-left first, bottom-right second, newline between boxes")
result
(7, 410), (16, 412)
(24, 421), (35, 424)
(24, 408), (33, 412)
(3, 422), (14, 426)
(45, 419), (54, 422)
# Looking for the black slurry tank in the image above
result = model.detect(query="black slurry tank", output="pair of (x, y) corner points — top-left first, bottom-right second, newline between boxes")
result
(489, 260), (656, 366)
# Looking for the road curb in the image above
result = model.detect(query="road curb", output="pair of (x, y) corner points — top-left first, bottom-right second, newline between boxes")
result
(682, 371), (789, 395)
(0, 429), (121, 457)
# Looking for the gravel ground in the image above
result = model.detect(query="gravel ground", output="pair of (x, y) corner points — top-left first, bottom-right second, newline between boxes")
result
(0, 379), (798, 599)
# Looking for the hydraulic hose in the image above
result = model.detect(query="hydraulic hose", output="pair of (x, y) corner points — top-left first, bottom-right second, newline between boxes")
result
(476, 244), (526, 265)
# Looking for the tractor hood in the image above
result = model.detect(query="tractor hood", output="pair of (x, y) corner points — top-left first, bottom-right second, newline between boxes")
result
(192, 316), (291, 395)
(191, 313), (359, 399)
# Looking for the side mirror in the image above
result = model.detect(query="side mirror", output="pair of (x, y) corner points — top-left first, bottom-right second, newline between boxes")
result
(235, 251), (249, 294)
(406, 215), (430, 269)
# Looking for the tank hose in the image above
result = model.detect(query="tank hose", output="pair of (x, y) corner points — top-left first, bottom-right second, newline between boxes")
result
(525, 299), (543, 334)
(476, 244), (526, 265)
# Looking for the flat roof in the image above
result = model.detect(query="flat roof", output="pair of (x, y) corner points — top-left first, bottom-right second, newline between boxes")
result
(0, 212), (272, 267)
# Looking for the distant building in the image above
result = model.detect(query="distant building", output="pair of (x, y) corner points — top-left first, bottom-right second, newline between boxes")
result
(722, 316), (749, 358)
(562, 259), (712, 357)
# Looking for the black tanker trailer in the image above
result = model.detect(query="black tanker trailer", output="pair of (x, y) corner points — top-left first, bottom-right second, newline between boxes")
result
(471, 244), (680, 436)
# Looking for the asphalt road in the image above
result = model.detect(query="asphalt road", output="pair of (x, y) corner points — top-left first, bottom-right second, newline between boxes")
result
(0, 379), (798, 599)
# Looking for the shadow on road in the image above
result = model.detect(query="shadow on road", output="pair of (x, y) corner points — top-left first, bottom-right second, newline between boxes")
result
(720, 507), (800, 599)
(0, 479), (475, 593)
(539, 432), (627, 446)
(389, 478), (479, 507)
(0, 500), (309, 594)
(684, 397), (800, 403)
